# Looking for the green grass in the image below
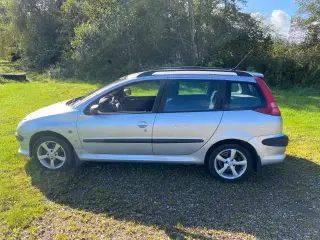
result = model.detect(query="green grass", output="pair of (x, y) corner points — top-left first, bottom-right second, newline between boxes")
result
(0, 82), (97, 237)
(0, 81), (319, 239)
(274, 87), (320, 161)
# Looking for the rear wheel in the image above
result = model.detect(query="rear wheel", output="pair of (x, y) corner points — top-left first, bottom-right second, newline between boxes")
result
(33, 136), (75, 171)
(208, 144), (252, 182)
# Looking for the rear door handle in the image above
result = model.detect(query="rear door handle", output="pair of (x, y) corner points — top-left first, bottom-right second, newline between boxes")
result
(137, 121), (148, 128)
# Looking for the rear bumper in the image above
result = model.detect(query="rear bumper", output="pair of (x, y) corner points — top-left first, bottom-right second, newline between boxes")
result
(249, 133), (288, 166)
(262, 135), (289, 147)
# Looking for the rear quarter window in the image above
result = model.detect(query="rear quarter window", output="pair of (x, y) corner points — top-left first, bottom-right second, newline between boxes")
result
(226, 82), (266, 110)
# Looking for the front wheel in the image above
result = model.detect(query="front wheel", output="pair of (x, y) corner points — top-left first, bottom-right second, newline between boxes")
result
(208, 144), (252, 183)
(33, 136), (75, 171)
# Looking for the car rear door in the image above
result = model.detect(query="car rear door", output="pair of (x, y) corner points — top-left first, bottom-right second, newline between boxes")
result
(152, 78), (224, 155)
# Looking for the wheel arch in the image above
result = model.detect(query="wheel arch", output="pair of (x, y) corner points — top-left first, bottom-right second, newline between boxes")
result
(204, 139), (261, 171)
(29, 131), (75, 157)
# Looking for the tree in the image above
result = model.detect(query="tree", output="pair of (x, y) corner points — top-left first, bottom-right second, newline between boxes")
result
(2, 0), (315, 86)
(292, 0), (320, 83)
(188, 0), (196, 63)
(0, 0), (22, 60)
(294, 0), (320, 44)
(0, 0), (64, 70)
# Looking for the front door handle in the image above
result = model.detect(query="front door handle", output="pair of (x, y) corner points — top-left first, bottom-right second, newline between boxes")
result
(137, 121), (148, 128)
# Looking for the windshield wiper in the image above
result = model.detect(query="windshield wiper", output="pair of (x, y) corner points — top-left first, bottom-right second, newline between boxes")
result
(66, 96), (84, 106)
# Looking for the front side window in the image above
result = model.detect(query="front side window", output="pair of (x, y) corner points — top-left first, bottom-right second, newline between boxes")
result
(227, 82), (265, 110)
(97, 80), (161, 113)
(163, 80), (220, 112)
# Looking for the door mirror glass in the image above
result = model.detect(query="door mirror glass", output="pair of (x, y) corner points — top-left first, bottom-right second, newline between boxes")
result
(90, 104), (99, 115)
(124, 88), (132, 96)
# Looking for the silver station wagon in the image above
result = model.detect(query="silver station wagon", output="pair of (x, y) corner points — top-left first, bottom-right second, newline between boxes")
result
(16, 68), (289, 182)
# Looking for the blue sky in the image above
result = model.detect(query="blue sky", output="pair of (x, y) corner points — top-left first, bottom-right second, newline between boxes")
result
(244, 0), (298, 17)
(241, 0), (300, 40)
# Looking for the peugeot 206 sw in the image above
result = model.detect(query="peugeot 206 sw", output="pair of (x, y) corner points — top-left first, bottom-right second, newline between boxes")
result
(16, 68), (289, 182)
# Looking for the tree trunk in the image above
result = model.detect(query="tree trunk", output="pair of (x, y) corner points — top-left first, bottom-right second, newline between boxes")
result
(188, 0), (196, 64)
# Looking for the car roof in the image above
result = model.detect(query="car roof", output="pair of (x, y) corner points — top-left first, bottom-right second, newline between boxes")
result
(131, 67), (263, 81)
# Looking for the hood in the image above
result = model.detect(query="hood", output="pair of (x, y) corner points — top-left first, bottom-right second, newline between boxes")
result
(24, 100), (76, 121)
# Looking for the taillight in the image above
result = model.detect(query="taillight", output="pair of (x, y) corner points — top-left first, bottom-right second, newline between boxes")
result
(254, 77), (281, 116)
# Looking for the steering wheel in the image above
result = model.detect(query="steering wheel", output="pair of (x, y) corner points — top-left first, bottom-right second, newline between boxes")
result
(98, 95), (122, 112)
(109, 96), (122, 112)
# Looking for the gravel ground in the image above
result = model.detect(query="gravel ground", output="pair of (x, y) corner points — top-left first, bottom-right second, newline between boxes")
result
(14, 155), (319, 240)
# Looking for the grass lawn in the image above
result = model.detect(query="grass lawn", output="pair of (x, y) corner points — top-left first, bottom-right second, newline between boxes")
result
(0, 81), (319, 239)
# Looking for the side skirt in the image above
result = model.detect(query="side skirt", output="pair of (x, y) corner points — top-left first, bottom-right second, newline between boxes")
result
(74, 149), (203, 164)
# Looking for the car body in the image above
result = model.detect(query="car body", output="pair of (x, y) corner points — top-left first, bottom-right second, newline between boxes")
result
(16, 68), (289, 182)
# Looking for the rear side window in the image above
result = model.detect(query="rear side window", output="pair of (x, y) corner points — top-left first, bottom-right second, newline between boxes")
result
(226, 82), (266, 110)
(162, 80), (220, 112)
(178, 80), (209, 95)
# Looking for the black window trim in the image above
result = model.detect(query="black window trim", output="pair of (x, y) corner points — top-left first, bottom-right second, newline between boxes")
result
(223, 81), (267, 111)
(83, 79), (267, 115)
(157, 79), (225, 114)
(84, 79), (167, 115)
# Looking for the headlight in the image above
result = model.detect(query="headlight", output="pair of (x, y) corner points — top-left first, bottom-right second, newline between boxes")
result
(15, 132), (24, 142)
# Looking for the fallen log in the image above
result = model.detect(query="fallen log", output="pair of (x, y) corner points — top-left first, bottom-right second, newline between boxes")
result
(0, 73), (27, 82)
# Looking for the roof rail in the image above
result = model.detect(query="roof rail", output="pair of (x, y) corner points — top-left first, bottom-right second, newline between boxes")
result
(137, 67), (252, 78)
(151, 66), (232, 71)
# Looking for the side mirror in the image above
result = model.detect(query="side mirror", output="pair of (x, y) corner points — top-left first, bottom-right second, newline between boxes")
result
(124, 88), (132, 96)
(90, 104), (99, 115)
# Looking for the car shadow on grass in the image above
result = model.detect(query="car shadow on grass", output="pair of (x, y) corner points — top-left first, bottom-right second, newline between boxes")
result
(25, 155), (320, 239)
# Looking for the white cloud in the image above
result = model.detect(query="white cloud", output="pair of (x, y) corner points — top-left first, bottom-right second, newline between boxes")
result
(250, 12), (270, 33)
(250, 10), (305, 42)
(270, 10), (291, 39)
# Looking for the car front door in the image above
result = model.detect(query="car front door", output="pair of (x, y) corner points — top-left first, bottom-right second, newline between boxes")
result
(152, 78), (224, 155)
(77, 80), (164, 155)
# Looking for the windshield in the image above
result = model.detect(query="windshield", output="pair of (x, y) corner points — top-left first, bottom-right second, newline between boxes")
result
(66, 75), (129, 107)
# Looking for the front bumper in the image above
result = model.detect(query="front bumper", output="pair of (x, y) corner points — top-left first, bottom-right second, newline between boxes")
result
(16, 132), (30, 157)
(18, 147), (30, 157)
(249, 133), (289, 166)
(15, 132), (24, 142)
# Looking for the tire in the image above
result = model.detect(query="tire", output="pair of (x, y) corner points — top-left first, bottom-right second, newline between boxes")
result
(32, 135), (75, 171)
(207, 144), (252, 183)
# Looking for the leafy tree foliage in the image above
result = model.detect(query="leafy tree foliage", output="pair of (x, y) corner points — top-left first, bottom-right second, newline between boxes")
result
(269, 0), (320, 86)
(0, 0), (318, 86)
(69, 0), (272, 78)
(0, 0), (22, 60)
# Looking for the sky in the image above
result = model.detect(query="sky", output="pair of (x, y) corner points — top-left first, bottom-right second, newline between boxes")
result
(244, 0), (298, 17)
(242, 0), (300, 40)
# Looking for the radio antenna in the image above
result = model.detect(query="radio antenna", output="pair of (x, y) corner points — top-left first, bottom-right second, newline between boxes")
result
(232, 48), (254, 70)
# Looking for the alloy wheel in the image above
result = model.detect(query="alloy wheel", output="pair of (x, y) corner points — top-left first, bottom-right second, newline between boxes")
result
(214, 149), (248, 180)
(36, 141), (66, 169)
